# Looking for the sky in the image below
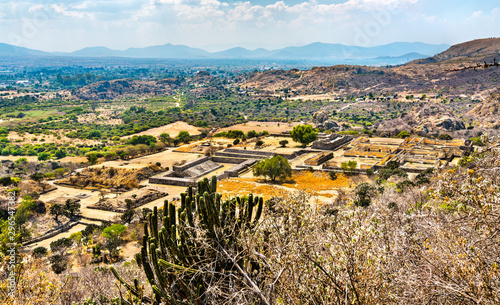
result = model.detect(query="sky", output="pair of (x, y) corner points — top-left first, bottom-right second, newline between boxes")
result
(1, 0), (499, 52)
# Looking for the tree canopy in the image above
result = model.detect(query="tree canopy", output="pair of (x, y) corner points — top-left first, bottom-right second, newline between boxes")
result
(253, 155), (292, 182)
(290, 125), (318, 147)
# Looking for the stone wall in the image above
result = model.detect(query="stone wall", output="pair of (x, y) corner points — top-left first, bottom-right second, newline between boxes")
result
(149, 176), (197, 186)
(173, 156), (209, 173)
(210, 156), (252, 164)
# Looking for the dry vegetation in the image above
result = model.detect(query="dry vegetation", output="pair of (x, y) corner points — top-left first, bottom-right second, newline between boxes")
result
(57, 164), (162, 191)
(1, 138), (499, 304)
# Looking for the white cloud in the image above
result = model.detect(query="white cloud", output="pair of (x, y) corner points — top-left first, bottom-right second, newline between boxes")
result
(50, 4), (94, 19)
(471, 10), (482, 18)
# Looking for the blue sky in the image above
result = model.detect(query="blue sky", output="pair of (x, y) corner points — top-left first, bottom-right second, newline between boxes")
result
(1, 0), (499, 52)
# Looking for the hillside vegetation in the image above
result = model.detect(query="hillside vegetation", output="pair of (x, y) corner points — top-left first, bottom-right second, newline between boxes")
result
(3, 137), (499, 304)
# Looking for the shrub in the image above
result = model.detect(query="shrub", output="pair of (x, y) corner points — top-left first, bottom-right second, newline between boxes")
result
(279, 140), (289, 147)
(255, 140), (264, 146)
(354, 182), (377, 207)
(366, 168), (374, 176)
(121, 209), (136, 224)
(233, 139), (240, 145)
(32, 246), (48, 257)
(341, 160), (357, 175)
(397, 130), (411, 139)
(49, 254), (68, 274)
(0, 176), (12, 186)
(50, 237), (73, 254)
(437, 134), (453, 140)
(328, 171), (337, 180)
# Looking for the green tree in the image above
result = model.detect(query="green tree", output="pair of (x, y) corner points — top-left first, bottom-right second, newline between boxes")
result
(50, 237), (73, 254)
(159, 133), (172, 146)
(397, 130), (411, 139)
(37, 152), (51, 161)
(64, 199), (81, 218)
(49, 204), (66, 222)
(341, 160), (358, 175)
(101, 224), (127, 258)
(54, 148), (67, 159)
(129, 135), (157, 146)
(30, 172), (45, 182)
(253, 155), (292, 182)
(69, 231), (83, 246)
(86, 153), (99, 165)
(101, 224), (127, 239)
(176, 131), (191, 144)
(354, 183), (377, 207)
(291, 125), (318, 147)
(279, 140), (289, 147)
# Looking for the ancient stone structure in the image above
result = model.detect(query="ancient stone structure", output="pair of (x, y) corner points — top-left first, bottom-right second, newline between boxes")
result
(312, 133), (353, 150)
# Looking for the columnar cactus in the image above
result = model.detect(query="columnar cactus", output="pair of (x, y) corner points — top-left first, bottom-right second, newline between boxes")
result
(111, 176), (264, 304)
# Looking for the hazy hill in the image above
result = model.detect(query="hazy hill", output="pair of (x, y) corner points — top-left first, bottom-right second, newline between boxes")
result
(0, 43), (48, 56)
(0, 41), (449, 63)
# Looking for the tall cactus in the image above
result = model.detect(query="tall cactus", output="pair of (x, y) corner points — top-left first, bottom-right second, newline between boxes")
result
(111, 176), (265, 305)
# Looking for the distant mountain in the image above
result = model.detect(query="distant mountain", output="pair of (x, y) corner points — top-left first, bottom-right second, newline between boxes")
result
(271, 42), (449, 60)
(370, 52), (430, 65)
(71, 46), (118, 57)
(67, 43), (210, 58)
(0, 41), (450, 62)
(120, 44), (210, 58)
(0, 43), (48, 56)
(211, 47), (274, 58)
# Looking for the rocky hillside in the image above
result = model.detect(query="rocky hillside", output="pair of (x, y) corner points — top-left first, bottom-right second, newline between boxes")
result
(75, 78), (181, 100)
(433, 38), (500, 62)
(375, 103), (466, 134)
(468, 89), (500, 129)
(241, 38), (500, 97)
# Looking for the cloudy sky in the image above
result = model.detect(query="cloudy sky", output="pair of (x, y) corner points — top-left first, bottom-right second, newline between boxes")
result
(1, 0), (499, 52)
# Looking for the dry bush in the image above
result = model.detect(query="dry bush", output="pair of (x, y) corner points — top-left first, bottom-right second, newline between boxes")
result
(248, 137), (500, 304)
(0, 257), (148, 305)
(57, 165), (161, 191)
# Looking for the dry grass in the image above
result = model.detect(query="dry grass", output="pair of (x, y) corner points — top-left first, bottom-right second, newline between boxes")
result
(218, 121), (299, 134)
(218, 179), (286, 201)
(123, 121), (202, 139)
(284, 171), (351, 190)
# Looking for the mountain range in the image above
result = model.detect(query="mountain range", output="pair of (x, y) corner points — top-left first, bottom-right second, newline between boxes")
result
(0, 41), (450, 64)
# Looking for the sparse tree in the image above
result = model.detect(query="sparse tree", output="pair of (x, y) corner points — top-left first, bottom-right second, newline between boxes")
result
(49, 204), (66, 222)
(177, 131), (191, 144)
(253, 155), (292, 182)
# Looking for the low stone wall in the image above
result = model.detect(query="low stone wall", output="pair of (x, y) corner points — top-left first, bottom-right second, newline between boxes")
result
(210, 156), (251, 164)
(304, 152), (333, 166)
(149, 176), (197, 187)
(224, 148), (276, 157)
(173, 156), (209, 173)
(225, 159), (258, 177)
(22, 221), (80, 246)
(214, 151), (270, 160)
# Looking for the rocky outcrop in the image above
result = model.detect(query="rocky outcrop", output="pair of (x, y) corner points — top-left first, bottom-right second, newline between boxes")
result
(313, 111), (328, 124)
